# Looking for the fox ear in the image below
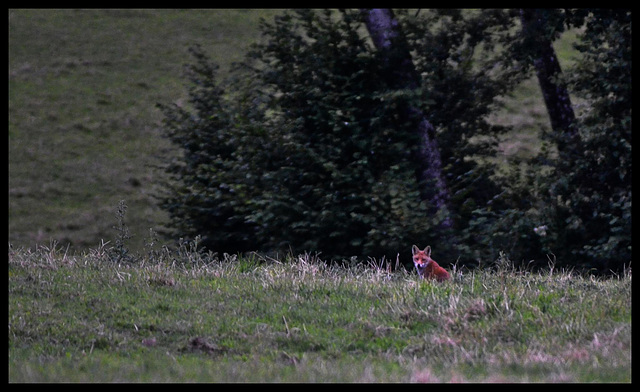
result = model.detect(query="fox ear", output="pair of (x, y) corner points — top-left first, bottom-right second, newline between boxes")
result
(424, 246), (431, 256)
(412, 245), (419, 255)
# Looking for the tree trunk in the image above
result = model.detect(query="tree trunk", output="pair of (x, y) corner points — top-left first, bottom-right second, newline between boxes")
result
(362, 9), (452, 229)
(520, 9), (578, 151)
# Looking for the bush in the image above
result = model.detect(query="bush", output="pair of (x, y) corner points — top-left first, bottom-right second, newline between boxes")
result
(159, 10), (524, 262)
(157, 46), (264, 254)
(158, 9), (631, 272)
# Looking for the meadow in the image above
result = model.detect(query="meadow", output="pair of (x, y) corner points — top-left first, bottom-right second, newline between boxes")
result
(9, 10), (630, 383)
(9, 9), (281, 252)
(9, 241), (631, 382)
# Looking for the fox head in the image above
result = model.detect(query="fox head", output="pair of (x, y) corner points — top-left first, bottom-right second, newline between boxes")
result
(412, 245), (433, 273)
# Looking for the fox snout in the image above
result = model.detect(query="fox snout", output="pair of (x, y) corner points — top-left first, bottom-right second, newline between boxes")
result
(413, 258), (431, 269)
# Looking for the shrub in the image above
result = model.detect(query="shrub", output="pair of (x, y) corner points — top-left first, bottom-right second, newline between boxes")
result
(158, 9), (631, 272)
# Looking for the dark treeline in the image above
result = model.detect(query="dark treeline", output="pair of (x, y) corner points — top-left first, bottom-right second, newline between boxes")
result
(157, 9), (631, 273)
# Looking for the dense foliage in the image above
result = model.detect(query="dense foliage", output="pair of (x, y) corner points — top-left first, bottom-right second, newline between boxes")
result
(546, 9), (632, 271)
(159, 9), (631, 272)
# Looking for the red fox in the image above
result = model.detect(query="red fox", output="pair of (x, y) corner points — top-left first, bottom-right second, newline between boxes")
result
(412, 245), (451, 281)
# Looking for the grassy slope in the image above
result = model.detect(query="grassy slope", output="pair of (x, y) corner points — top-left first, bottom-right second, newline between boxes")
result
(8, 246), (631, 382)
(9, 9), (581, 253)
(9, 9), (280, 251)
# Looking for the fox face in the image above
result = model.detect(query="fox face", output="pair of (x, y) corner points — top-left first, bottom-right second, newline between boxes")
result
(412, 245), (450, 281)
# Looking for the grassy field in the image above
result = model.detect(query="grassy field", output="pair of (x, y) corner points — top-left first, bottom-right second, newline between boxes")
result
(12, 11), (626, 383)
(9, 9), (281, 252)
(9, 9), (581, 254)
(9, 242), (631, 382)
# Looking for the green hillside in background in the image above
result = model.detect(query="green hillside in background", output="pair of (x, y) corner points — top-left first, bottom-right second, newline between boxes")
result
(9, 9), (281, 251)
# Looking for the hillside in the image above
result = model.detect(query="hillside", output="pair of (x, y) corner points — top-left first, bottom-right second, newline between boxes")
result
(9, 9), (280, 251)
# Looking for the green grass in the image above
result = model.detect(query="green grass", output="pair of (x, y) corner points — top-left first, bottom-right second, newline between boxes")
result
(9, 243), (631, 382)
(9, 9), (281, 252)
